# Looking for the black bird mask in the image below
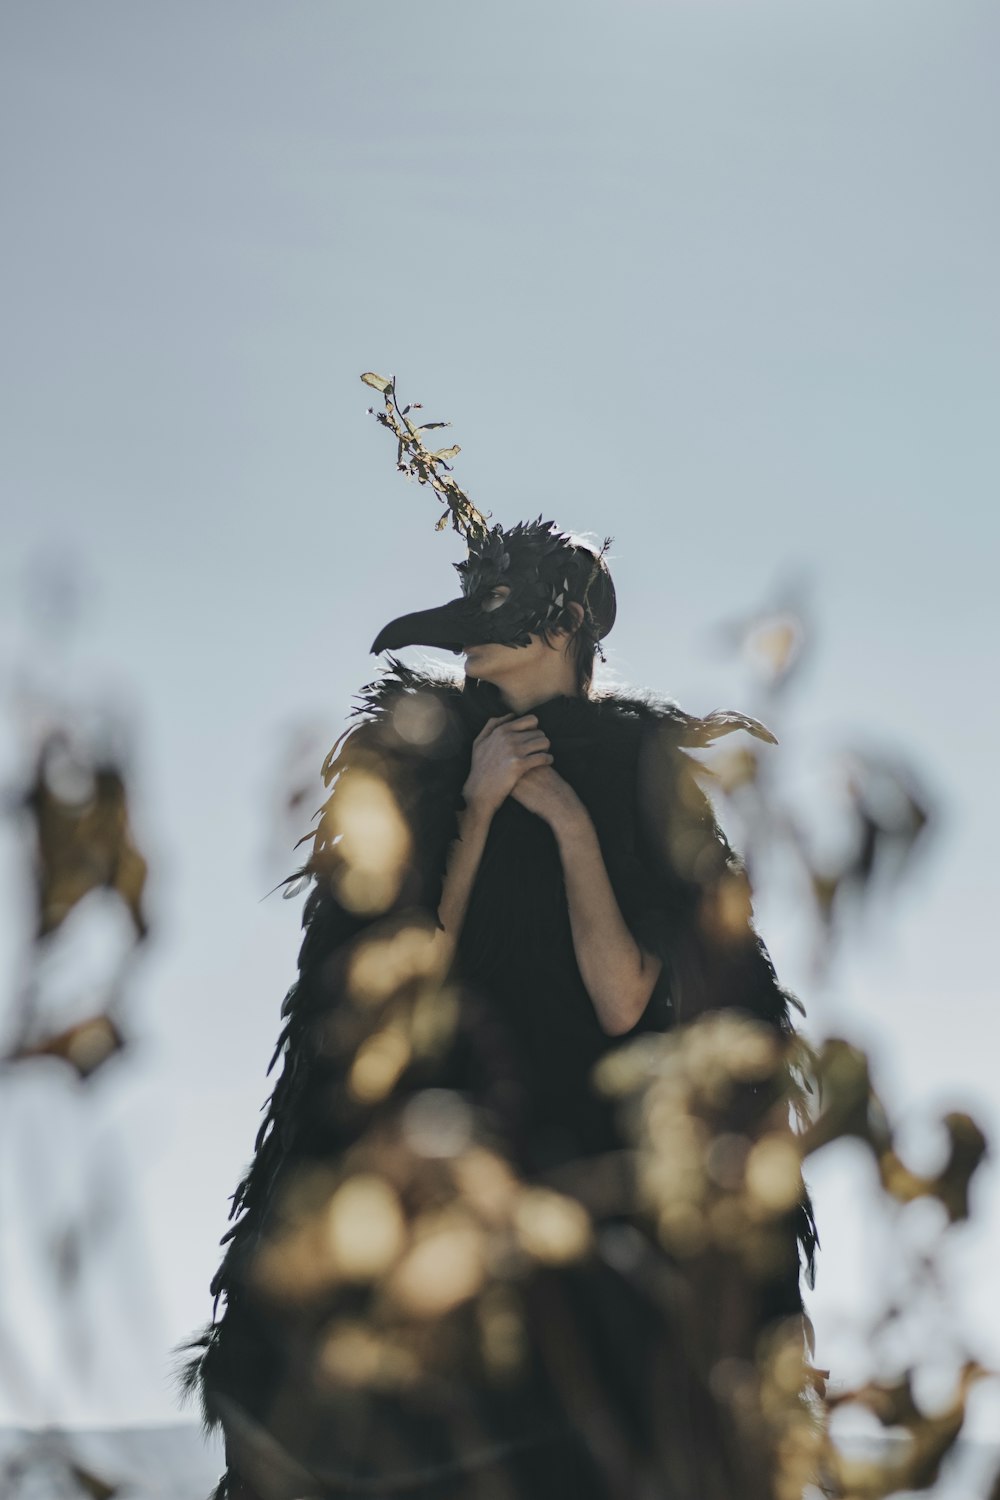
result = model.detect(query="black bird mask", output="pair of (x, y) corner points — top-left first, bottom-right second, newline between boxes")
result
(371, 517), (616, 657)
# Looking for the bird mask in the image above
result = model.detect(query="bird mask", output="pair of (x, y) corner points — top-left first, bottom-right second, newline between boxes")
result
(371, 518), (616, 657)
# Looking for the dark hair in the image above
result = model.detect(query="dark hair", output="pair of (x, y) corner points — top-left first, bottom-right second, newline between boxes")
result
(534, 537), (613, 697)
(562, 537), (614, 697)
(571, 630), (598, 695)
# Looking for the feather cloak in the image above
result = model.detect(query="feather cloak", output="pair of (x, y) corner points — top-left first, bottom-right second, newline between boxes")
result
(183, 660), (817, 1500)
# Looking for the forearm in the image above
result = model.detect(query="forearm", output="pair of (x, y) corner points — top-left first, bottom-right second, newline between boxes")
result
(433, 801), (494, 956)
(553, 807), (662, 1035)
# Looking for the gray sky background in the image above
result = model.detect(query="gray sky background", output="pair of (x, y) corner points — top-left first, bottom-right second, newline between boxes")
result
(1, 0), (998, 1436)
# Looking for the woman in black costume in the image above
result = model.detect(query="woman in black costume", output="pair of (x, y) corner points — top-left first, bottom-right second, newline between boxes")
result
(185, 517), (817, 1500)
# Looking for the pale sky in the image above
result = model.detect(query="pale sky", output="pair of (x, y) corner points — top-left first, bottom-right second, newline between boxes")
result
(1, 0), (998, 1441)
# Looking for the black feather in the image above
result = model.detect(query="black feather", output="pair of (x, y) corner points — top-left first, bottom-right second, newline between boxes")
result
(181, 662), (817, 1494)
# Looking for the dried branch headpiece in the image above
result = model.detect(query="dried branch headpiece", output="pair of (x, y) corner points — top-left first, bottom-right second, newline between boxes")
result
(361, 372), (490, 545)
(363, 373), (616, 659)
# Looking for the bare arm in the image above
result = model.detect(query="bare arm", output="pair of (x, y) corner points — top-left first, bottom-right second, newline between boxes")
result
(555, 804), (663, 1035)
(511, 770), (663, 1035)
(433, 800), (494, 956)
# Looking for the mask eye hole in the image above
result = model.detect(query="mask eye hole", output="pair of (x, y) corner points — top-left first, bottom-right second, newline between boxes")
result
(481, 585), (511, 613)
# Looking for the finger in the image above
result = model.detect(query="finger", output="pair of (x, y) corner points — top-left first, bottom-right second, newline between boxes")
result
(513, 733), (551, 755)
(474, 713), (516, 743)
(515, 752), (555, 774)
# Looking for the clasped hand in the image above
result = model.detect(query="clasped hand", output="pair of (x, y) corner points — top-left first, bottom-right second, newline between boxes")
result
(462, 713), (582, 829)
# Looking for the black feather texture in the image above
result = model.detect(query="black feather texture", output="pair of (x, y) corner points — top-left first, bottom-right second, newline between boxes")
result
(179, 659), (817, 1498)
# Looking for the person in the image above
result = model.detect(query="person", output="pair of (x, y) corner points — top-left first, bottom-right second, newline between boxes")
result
(182, 516), (817, 1500)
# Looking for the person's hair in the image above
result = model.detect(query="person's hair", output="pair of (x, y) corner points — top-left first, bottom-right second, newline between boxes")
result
(535, 533), (614, 697)
(570, 630), (597, 696)
(564, 536), (614, 697)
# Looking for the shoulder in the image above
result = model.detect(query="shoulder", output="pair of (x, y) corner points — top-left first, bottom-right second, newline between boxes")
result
(588, 688), (777, 880)
(579, 687), (776, 773)
(323, 657), (472, 784)
(307, 658), (471, 861)
(298, 659), (473, 905)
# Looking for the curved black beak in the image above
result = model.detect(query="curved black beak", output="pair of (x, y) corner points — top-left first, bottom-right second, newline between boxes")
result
(370, 597), (479, 655)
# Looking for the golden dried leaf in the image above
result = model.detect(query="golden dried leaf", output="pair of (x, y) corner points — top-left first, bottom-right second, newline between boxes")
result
(450, 1148), (518, 1225)
(347, 920), (444, 1007)
(330, 769), (411, 916)
(13, 1013), (124, 1080)
(745, 1135), (803, 1216)
(324, 1174), (406, 1279)
(348, 1026), (411, 1103)
(878, 1112), (988, 1223)
(826, 1363), (990, 1497)
(935, 1112), (989, 1222)
(387, 1212), (486, 1318)
(25, 742), (149, 941)
(513, 1187), (591, 1265)
(317, 1321), (419, 1391)
(799, 1038), (885, 1158)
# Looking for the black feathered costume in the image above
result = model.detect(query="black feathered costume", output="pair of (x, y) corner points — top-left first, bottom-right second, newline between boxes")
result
(185, 521), (817, 1500)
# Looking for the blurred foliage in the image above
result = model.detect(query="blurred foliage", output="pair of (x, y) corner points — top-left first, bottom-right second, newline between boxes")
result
(698, 587), (991, 1497)
(21, 733), (148, 945)
(1, 529), (996, 1499)
(707, 596), (932, 969)
(0, 1430), (120, 1500)
(1, 561), (151, 1497)
(6, 729), (148, 1079)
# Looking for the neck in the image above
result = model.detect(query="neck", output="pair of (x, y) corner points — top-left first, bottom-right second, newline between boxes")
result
(494, 663), (582, 716)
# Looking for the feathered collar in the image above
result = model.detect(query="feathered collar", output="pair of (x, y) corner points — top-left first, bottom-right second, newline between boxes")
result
(334, 655), (777, 769)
